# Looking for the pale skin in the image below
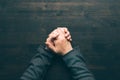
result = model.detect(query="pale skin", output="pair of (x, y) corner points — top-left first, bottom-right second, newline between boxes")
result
(45, 27), (73, 55)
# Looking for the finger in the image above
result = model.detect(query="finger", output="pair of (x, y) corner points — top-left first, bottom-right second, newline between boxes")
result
(57, 28), (65, 37)
(65, 32), (70, 38)
(45, 36), (56, 49)
(57, 27), (64, 33)
(45, 41), (56, 52)
(48, 33), (59, 43)
(57, 27), (68, 34)
(67, 35), (72, 41)
(49, 30), (59, 38)
(63, 28), (70, 37)
(63, 28), (72, 41)
(63, 27), (69, 33)
(57, 27), (72, 41)
(46, 37), (53, 46)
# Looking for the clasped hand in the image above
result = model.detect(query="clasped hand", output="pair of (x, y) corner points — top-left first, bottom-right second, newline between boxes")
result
(45, 27), (73, 55)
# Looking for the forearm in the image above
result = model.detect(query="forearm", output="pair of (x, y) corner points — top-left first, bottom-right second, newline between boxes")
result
(62, 46), (95, 80)
(20, 45), (54, 80)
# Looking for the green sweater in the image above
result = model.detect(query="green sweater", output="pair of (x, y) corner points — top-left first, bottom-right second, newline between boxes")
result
(20, 45), (95, 80)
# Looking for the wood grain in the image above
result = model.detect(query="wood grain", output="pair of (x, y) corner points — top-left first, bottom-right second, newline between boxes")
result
(0, 0), (120, 80)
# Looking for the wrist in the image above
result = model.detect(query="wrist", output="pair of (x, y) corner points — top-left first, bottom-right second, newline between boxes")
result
(61, 45), (73, 55)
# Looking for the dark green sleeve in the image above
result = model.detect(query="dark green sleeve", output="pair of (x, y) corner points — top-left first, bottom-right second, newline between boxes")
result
(20, 45), (54, 80)
(62, 46), (95, 80)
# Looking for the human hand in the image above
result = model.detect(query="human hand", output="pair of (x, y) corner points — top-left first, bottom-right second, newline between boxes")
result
(46, 27), (72, 47)
(48, 27), (72, 42)
(45, 27), (73, 55)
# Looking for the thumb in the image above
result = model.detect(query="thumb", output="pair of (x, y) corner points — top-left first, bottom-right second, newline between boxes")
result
(45, 41), (56, 52)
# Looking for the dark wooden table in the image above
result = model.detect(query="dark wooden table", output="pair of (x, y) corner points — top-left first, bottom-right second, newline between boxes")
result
(0, 0), (120, 80)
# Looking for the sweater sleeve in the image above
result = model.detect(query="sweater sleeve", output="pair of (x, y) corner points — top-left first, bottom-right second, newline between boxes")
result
(20, 45), (54, 80)
(62, 46), (95, 80)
